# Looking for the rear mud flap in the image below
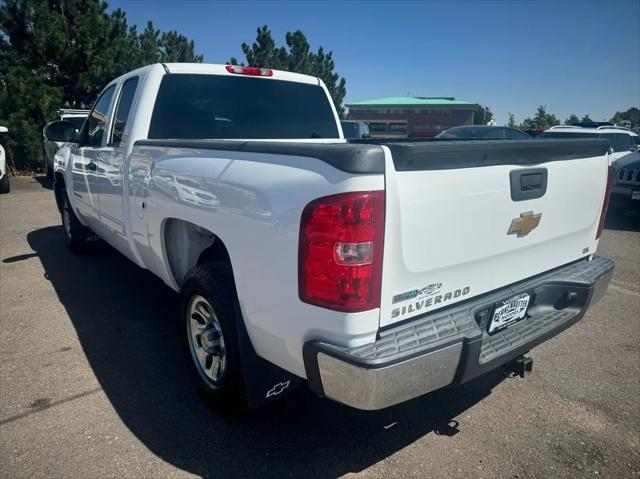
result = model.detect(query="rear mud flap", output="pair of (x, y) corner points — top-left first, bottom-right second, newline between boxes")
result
(234, 304), (303, 408)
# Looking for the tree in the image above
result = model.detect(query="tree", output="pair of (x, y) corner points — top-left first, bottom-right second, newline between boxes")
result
(473, 105), (493, 125)
(230, 25), (347, 117)
(507, 113), (516, 128)
(565, 114), (579, 125)
(160, 30), (203, 63)
(610, 107), (640, 127)
(581, 114), (592, 123)
(0, 0), (203, 170)
(521, 105), (560, 129)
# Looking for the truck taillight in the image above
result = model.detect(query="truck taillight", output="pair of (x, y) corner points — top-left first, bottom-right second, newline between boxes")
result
(225, 65), (273, 76)
(596, 165), (613, 239)
(299, 191), (384, 312)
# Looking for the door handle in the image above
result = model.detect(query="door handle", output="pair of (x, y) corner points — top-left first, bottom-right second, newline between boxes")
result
(510, 168), (548, 201)
(520, 173), (543, 191)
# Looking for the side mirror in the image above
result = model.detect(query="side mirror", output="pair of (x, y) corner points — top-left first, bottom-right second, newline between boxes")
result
(44, 120), (78, 143)
(361, 133), (370, 139)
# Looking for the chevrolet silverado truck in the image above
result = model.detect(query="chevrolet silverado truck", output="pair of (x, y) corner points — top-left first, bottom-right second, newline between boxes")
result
(43, 63), (615, 410)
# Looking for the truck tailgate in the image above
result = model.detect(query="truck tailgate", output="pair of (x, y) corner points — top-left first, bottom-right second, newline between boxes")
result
(379, 139), (610, 327)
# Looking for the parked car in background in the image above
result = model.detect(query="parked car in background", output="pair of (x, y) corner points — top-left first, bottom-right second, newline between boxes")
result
(43, 109), (89, 178)
(44, 63), (614, 412)
(0, 126), (10, 194)
(340, 120), (370, 139)
(610, 151), (640, 212)
(436, 125), (530, 139)
(540, 126), (639, 163)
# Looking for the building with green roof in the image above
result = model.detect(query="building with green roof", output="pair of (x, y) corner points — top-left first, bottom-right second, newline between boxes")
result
(346, 96), (477, 138)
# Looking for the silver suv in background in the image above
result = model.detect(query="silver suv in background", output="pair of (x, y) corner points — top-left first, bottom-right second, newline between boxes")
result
(540, 126), (639, 163)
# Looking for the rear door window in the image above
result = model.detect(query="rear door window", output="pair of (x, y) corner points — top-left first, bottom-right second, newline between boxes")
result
(149, 74), (339, 139)
(110, 77), (139, 146)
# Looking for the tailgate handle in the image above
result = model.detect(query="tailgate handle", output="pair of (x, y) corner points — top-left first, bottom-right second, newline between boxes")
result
(510, 168), (547, 201)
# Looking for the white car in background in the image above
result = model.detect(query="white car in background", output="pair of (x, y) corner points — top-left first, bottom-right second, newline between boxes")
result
(541, 126), (639, 163)
(0, 126), (10, 194)
(43, 109), (89, 178)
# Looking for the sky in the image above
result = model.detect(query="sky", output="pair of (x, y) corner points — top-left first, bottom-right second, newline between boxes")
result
(108, 0), (640, 125)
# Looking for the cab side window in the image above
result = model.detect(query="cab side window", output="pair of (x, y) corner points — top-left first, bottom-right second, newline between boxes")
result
(83, 85), (116, 147)
(109, 77), (139, 146)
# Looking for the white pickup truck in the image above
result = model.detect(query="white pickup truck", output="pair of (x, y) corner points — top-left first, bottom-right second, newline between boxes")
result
(44, 63), (615, 410)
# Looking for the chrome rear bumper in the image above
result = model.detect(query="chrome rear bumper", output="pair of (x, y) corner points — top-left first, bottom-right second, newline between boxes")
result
(303, 256), (614, 410)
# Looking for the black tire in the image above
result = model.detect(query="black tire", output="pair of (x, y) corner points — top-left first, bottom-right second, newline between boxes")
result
(61, 192), (93, 253)
(0, 173), (9, 194)
(181, 262), (245, 410)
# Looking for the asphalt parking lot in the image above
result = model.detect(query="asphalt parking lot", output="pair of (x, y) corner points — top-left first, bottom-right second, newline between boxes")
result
(1, 175), (639, 479)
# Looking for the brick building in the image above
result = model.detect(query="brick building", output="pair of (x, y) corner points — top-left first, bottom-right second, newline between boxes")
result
(346, 96), (477, 138)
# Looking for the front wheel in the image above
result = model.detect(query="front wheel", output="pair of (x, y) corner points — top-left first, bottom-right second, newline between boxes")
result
(0, 173), (9, 194)
(61, 193), (94, 252)
(181, 262), (245, 410)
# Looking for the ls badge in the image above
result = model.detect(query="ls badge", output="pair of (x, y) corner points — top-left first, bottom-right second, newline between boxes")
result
(508, 211), (541, 237)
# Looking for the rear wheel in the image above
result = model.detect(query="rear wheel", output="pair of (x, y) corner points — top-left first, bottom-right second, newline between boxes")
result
(61, 192), (94, 253)
(181, 262), (245, 410)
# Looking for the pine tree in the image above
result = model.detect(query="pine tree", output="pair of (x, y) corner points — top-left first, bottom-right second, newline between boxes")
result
(0, 0), (203, 170)
(230, 26), (347, 117)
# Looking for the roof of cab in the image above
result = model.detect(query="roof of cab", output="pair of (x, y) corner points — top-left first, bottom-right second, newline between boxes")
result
(161, 63), (320, 85)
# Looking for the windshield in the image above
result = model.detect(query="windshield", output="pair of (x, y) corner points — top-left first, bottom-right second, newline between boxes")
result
(149, 74), (339, 140)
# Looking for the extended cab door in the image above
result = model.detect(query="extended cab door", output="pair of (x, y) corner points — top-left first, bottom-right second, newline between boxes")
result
(70, 85), (116, 228)
(94, 76), (139, 254)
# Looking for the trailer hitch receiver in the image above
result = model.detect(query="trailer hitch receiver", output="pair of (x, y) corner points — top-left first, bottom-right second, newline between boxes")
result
(508, 355), (533, 378)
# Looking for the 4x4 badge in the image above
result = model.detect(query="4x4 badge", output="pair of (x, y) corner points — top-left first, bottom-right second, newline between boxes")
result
(508, 211), (542, 237)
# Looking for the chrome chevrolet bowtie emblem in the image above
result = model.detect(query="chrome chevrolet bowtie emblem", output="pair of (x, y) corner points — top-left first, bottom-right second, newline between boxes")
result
(508, 211), (542, 237)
